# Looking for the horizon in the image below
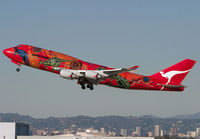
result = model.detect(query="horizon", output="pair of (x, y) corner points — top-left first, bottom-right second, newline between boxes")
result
(1, 111), (200, 119)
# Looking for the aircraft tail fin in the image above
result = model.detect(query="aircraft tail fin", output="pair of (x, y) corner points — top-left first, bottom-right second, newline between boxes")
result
(150, 59), (196, 85)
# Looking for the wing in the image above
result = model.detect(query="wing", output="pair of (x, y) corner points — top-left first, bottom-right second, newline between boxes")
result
(102, 66), (139, 76)
(55, 66), (139, 82)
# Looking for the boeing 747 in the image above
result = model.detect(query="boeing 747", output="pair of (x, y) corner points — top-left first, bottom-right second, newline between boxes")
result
(3, 44), (196, 91)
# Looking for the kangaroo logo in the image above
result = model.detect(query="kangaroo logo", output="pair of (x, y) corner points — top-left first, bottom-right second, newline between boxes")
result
(160, 69), (191, 85)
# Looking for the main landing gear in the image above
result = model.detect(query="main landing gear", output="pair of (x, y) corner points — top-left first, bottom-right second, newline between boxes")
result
(81, 84), (86, 90)
(87, 84), (94, 90)
(79, 80), (94, 90)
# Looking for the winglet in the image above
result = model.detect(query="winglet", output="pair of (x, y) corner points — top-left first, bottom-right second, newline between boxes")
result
(128, 66), (139, 70)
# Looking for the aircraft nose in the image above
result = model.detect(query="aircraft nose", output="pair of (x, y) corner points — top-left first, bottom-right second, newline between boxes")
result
(3, 48), (12, 57)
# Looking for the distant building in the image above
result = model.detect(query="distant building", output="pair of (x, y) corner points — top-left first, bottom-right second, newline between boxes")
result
(33, 129), (45, 136)
(187, 131), (196, 137)
(120, 129), (127, 137)
(132, 131), (137, 137)
(177, 133), (186, 137)
(85, 128), (99, 136)
(170, 128), (177, 136)
(160, 130), (164, 137)
(146, 132), (153, 137)
(0, 122), (30, 139)
(108, 130), (116, 136)
(100, 128), (106, 136)
(160, 129), (167, 137)
(136, 126), (141, 136)
(154, 125), (160, 137)
(196, 128), (200, 136)
(64, 129), (70, 134)
(101, 128), (105, 134)
(17, 136), (155, 139)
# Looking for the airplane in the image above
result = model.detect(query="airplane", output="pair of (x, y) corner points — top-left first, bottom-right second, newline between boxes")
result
(3, 44), (196, 91)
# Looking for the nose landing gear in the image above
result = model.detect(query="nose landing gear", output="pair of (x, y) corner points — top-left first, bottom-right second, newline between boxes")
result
(16, 66), (21, 72)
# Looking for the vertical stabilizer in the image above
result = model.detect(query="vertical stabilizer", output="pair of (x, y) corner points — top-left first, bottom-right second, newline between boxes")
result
(151, 59), (196, 85)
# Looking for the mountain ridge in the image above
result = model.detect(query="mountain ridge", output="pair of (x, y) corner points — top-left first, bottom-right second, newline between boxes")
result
(172, 112), (200, 119)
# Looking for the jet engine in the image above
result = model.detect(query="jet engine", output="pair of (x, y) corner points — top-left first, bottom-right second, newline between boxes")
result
(60, 70), (77, 80)
(85, 71), (102, 80)
(60, 69), (104, 80)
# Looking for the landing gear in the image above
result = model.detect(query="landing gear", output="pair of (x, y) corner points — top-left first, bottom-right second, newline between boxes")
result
(16, 67), (20, 72)
(81, 85), (86, 90)
(90, 87), (94, 90)
(87, 84), (94, 90)
(80, 82), (86, 90)
(78, 78), (94, 90)
(81, 84), (93, 90)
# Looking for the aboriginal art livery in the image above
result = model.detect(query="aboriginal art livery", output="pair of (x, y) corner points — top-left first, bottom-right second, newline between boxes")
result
(3, 44), (196, 91)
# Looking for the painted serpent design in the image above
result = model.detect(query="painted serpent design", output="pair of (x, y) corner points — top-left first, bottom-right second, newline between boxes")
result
(14, 47), (30, 66)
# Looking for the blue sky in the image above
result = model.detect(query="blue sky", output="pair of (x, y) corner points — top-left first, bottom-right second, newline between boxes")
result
(0, 0), (199, 118)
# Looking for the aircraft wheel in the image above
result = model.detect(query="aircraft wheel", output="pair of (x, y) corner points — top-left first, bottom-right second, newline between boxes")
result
(87, 84), (94, 90)
(81, 85), (86, 90)
(90, 87), (94, 90)
(16, 68), (20, 72)
(86, 84), (90, 88)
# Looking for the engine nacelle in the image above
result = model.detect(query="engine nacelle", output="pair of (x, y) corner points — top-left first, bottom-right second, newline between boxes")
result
(60, 70), (77, 80)
(85, 71), (101, 80)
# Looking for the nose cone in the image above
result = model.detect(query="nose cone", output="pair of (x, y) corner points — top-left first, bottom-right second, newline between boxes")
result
(3, 48), (9, 56)
(3, 48), (12, 58)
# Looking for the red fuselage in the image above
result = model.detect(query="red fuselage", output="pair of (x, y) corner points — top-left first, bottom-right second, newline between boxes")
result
(3, 44), (189, 91)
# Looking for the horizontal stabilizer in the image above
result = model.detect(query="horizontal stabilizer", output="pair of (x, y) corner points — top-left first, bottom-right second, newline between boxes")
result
(157, 84), (186, 89)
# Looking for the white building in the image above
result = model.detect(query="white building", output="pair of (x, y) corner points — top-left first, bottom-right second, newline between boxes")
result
(154, 125), (160, 137)
(187, 131), (196, 138)
(136, 127), (141, 136)
(120, 129), (127, 137)
(196, 128), (200, 136)
(0, 122), (30, 139)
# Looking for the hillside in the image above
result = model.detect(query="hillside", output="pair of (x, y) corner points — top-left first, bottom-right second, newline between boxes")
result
(1, 113), (200, 135)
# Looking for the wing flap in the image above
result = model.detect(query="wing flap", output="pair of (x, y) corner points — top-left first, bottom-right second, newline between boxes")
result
(102, 66), (139, 75)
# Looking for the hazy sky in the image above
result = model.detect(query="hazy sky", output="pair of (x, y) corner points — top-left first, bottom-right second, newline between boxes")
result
(0, 0), (199, 118)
